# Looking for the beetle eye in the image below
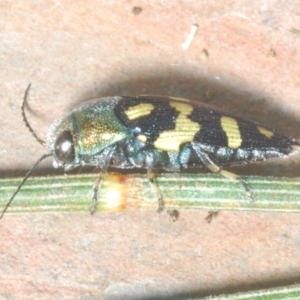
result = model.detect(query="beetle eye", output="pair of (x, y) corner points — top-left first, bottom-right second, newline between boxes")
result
(54, 131), (75, 163)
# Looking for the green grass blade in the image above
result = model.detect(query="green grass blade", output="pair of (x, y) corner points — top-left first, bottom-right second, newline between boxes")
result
(0, 173), (299, 215)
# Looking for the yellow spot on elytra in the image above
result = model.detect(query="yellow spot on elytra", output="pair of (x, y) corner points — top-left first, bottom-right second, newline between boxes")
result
(220, 116), (242, 149)
(154, 102), (200, 151)
(125, 103), (155, 120)
(137, 134), (147, 143)
(258, 126), (274, 138)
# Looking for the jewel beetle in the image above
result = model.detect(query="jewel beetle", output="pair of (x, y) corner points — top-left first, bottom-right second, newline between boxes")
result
(1, 84), (299, 218)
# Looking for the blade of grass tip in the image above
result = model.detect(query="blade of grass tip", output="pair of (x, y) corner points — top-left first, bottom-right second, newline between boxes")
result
(199, 283), (300, 300)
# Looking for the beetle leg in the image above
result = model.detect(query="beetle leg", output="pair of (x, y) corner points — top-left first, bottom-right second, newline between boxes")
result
(191, 143), (254, 201)
(90, 145), (116, 214)
(145, 153), (164, 212)
(91, 175), (103, 214)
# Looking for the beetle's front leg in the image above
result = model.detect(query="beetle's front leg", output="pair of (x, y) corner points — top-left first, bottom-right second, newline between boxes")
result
(90, 145), (116, 214)
(91, 174), (103, 214)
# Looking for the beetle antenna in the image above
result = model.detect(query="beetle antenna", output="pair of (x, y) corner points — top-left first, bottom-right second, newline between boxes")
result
(22, 84), (47, 146)
(0, 153), (53, 219)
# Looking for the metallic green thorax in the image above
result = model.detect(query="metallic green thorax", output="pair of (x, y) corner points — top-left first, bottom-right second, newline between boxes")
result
(47, 97), (128, 166)
(75, 104), (127, 157)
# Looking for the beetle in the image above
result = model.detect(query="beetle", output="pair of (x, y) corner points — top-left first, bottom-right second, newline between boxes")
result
(1, 85), (299, 218)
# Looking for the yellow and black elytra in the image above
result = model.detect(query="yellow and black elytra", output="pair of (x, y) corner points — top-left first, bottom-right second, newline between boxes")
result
(1, 86), (299, 217)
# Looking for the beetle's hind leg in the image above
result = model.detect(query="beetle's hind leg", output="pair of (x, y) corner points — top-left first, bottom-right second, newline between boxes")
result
(191, 142), (254, 201)
(219, 169), (254, 200)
